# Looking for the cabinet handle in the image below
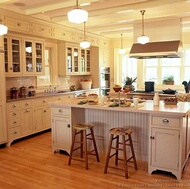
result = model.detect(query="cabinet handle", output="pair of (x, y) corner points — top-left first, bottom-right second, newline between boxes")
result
(67, 124), (70, 128)
(13, 112), (17, 116)
(12, 104), (16, 108)
(43, 100), (46, 103)
(44, 110), (46, 113)
(150, 136), (155, 139)
(58, 97), (61, 100)
(25, 109), (29, 113)
(25, 103), (29, 106)
(59, 109), (63, 113)
(13, 121), (17, 124)
(13, 131), (17, 134)
(162, 119), (169, 124)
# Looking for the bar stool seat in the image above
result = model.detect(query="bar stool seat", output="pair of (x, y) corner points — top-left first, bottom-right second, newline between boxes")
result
(68, 123), (100, 169)
(104, 127), (138, 178)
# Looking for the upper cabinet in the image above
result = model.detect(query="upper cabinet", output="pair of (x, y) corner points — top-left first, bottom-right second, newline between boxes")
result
(58, 43), (91, 76)
(4, 35), (44, 77)
(23, 39), (44, 75)
(4, 36), (22, 76)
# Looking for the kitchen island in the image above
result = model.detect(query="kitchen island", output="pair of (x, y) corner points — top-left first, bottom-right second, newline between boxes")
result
(50, 99), (190, 180)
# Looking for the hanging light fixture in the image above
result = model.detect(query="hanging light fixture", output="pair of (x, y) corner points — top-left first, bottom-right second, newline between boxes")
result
(80, 22), (90, 49)
(118, 34), (126, 54)
(137, 10), (149, 44)
(67, 0), (88, 24)
(0, 19), (8, 35)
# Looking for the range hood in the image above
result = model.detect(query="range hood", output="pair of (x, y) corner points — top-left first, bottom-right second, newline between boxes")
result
(129, 40), (182, 59)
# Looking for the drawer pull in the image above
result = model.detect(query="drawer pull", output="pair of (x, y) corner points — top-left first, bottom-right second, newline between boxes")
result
(25, 103), (29, 106)
(13, 131), (17, 134)
(25, 110), (29, 113)
(13, 121), (17, 124)
(12, 104), (16, 108)
(67, 124), (70, 128)
(44, 110), (46, 113)
(43, 100), (46, 103)
(162, 119), (169, 124)
(13, 112), (17, 116)
(59, 109), (63, 113)
(58, 97), (61, 100)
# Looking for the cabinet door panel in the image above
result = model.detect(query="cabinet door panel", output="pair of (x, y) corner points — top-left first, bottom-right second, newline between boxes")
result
(33, 107), (44, 131)
(151, 128), (179, 170)
(52, 117), (71, 152)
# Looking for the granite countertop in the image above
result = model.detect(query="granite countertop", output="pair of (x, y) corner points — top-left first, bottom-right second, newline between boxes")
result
(6, 88), (99, 102)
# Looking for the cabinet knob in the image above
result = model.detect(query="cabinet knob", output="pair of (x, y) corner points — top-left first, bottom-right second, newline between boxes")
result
(13, 121), (17, 124)
(150, 136), (155, 139)
(44, 110), (46, 113)
(67, 124), (70, 128)
(59, 109), (63, 113)
(13, 112), (17, 116)
(25, 103), (29, 106)
(25, 109), (29, 113)
(12, 104), (16, 108)
(43, 100), (46, 103)
(162, 119), (169, 124)
(13, 131), (17, 134)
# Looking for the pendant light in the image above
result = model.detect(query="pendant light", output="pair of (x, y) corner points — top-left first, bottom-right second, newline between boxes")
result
(67, 0), (88, 24)
(137, 10), (149, 44)
(118, 34), (126, 54)
(0, 19), (8, 35)
(80, 22), (90, 49)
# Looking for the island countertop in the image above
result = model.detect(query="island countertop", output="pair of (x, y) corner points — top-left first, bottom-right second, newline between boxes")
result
(49, 99), (190, 117)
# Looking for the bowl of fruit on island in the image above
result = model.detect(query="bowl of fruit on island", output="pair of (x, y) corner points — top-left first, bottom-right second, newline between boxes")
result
(164, 97), (178, 105)
(113, 84), (122, 92)
(88, 93), (99, 105)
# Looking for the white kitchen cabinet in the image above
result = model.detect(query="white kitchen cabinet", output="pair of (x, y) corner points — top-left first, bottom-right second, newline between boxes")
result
(31, 22), (52, 37)
(58, 42), (91, 76)
(99, 48), (110, 67)
(23, 39), (44, 75)
(148, 115), (186, 180)
(33, 97), (54, 132)
(51, 107), (71, 154)
(4, 36), (22, 76)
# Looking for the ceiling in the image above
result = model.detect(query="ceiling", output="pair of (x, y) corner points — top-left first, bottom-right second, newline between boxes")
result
(1, 0), (190, 39)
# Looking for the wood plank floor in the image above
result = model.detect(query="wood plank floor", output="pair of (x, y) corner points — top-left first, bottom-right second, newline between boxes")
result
(0, 131), (190, 189)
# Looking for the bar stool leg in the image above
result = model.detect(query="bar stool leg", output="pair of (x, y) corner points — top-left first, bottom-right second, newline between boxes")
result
(68, 129), (77, 165)
(115, 135), (119, 165)
(128, 134), (138, 170)
(80, 130), (83, 158)
(83, 130), (88, 169)
(122, 135), (128, 179)
(90, 128), (100, 162)
(104, 134), (114, 173)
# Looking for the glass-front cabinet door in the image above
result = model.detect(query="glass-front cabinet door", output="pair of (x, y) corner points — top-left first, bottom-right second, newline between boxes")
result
(4, 36), (22, 76)
(81, 49), (90, 74)
(23, 39), (44, 75)
(66, 46), (79, 75)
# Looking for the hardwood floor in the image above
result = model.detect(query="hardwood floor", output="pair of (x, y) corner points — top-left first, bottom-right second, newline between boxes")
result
(0, 131), (190, 189)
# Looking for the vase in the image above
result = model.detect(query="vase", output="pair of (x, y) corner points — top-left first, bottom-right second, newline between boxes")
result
(123, 85), (135, 91)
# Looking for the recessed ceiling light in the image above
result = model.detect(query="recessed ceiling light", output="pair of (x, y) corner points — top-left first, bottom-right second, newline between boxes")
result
(13, 3), (25, 6)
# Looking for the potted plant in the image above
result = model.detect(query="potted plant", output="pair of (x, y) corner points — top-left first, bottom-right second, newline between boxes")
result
(163, 75), (174, 85)
(123, 76), (137, 91)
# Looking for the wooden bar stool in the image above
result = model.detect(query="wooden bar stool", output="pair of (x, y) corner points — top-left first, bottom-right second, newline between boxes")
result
(68, 123), (100, 169)
(104, 127), (138, 178)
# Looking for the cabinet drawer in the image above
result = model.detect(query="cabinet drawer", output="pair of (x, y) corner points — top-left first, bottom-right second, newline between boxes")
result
(151, 116), (180, 128)
(52, 107), (70, 116)
(20, 100), (33, 109)
(9, 118), (21, 128)
(7, 102), (20, 111)
(8, 110), (21, 119)
(34, 97), (54, 107)
(9, 127), (21, 140)
(31, 23), (52, 37)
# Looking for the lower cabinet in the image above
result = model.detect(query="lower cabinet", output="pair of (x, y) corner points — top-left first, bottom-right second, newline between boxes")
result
(148, 115), (186, 180)
(51, 107), (71, 154)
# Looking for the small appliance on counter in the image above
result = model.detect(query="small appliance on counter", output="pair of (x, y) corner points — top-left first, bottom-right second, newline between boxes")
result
(19, 86), (27, 97)
(145, 81), (154, 92)
(28, 85), (36, 96)
(10, 87), (18, 99)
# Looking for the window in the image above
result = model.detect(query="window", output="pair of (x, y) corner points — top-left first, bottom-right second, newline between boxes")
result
(37, 47), (52, 86)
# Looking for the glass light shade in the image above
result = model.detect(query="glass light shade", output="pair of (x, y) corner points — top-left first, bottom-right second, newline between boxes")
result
(0, 24), (8, 35)
(67, 9), (88, 24)
(80, 41), (90, 49)
(137, 35), (149, 44)
(118, 48), (126, 54)
(26, 47), (32, 53)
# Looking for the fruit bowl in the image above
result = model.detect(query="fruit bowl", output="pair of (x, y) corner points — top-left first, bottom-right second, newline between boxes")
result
(113, 87), (121, 92)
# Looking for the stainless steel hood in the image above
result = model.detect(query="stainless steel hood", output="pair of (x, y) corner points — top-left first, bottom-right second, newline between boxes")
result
(129, 40), (182, 59)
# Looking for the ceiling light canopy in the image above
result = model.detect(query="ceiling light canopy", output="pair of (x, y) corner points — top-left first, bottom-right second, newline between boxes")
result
(80, 22), (90, 49)
(0, 19), (8, 35)
(67, 0), (88, 24)
(137, 10), (149, 44)
(118, 34), (126, 54)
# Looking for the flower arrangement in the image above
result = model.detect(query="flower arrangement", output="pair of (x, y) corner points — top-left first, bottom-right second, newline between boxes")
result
(124, 76), (137, 85)
(162, 75), (174, 85)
